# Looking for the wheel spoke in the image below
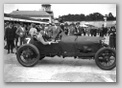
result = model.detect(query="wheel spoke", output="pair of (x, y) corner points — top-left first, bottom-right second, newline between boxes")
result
(109, 56), (115, 60)
(97, 49), (116, 69)
(20, 56), (27, 62)
(20, 48), (37, 63)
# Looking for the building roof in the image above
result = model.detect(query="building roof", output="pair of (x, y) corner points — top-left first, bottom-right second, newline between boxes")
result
(4, 13), (38, 20)
(4, 13), (49, 23)
(10, 10), (51, 17)
(42, 4), (51, 6)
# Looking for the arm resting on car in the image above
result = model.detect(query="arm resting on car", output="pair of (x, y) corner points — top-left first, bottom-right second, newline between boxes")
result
(36, 33), (50, 45)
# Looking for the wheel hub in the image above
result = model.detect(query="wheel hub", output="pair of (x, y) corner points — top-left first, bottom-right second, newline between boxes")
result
(21, 48), (35, 62)
(96, 48), (116, 70)
(104, 56), (110, 61)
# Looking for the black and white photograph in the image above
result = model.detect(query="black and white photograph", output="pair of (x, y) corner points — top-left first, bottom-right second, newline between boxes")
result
(4, 4), (116, 82)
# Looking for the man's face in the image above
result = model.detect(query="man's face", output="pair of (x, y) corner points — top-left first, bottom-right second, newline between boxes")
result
(40, 30), (45, 35)
(9, 24), (12, 27)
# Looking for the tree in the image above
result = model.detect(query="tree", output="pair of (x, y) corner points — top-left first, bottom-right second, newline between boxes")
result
(86, 12), (104, 21)
(58, 12), (116, 21)
(107, 12), (116, 21)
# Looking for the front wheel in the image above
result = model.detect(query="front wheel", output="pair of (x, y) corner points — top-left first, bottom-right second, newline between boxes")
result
(95, 47), (116, 70)
(16, 44), (40, 67)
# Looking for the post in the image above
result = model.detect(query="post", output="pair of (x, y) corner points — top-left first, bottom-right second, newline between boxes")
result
(104, 14), (107, 27)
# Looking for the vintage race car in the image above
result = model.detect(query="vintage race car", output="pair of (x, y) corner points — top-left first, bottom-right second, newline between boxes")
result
(16, 33), (116, 70)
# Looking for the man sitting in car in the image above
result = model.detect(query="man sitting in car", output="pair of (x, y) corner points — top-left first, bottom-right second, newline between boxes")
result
(34, 28), (58, 45)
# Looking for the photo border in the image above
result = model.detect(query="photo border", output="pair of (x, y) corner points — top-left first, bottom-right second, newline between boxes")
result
(1, 0), (121, 88)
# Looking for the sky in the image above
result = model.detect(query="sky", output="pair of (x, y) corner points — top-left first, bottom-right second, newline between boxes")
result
(4, 4), (116, 18)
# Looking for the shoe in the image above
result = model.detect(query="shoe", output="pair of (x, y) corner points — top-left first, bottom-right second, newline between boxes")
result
(7, 51), (10, 54)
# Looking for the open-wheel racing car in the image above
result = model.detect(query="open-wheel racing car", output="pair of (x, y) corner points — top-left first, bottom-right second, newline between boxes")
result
(16, 32), (116, 70)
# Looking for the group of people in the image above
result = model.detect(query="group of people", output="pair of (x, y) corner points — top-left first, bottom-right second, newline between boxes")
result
(4, 21), (116, 54)
(61, 23), (114, 37)
(4, 22), (63, 54)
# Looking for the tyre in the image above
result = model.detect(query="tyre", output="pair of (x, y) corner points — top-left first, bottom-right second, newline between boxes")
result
(16, 44), (41, 67)
(40, 56), (45, 60)
(95, 47), (116, 70)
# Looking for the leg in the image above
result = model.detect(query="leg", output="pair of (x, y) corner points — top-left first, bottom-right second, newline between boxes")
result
(10, 40), (14, 53)
(20, 37), (22, 46)
(22, 36), (25, 45)
(16, 37), (18, 47)
(6, 40), (10, 54)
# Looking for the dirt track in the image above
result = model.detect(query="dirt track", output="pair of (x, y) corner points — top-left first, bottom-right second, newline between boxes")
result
(4, 50), (116, 82)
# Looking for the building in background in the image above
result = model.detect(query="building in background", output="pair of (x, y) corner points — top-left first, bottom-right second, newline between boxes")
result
(4, 4), (54, 23)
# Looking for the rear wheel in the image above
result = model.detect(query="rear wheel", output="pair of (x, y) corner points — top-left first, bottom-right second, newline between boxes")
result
(95, 47), (116, 70)
(16, 44), (40, 67)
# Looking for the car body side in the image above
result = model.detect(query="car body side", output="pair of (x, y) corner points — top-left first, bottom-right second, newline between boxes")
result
(29, 35), (105, 58)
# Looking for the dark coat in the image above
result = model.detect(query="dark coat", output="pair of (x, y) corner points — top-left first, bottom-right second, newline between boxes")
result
(109, 28), (116, 48)
(5, 27), (16, 40)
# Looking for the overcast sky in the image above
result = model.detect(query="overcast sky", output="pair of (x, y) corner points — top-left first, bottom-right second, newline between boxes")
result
(4, 4), (116, 18)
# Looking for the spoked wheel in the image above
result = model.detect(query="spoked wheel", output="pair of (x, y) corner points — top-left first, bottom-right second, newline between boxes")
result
(95, 47), (116, 70)
(16, 44), (40, 67)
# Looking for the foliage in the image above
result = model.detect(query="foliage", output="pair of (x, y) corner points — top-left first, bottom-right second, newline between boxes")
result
(58, 12), (116, 22)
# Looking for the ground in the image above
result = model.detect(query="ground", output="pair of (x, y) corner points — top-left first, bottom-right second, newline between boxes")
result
(4, 36), (116, 82)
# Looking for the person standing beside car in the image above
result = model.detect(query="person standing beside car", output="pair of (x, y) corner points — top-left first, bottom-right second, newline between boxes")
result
(109, 26), (116, 49)
(12, 23), (19, 47)
(16, 24), (26, 46)
(29, 24), (38, 37)
(5, 23), (15, 54)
